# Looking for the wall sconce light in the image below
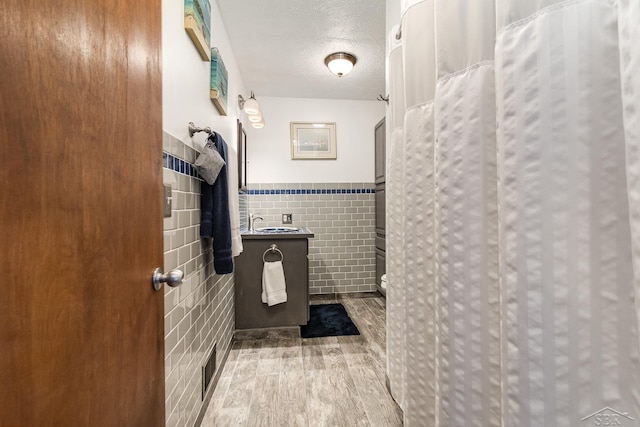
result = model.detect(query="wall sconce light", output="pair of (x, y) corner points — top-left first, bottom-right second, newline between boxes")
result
(325, 52), (357, 77)
(252, 117), (265, 129)
(238, 91), (265, 128)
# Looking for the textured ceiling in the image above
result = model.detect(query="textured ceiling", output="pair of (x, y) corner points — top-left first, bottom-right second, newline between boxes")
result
(216, 0), (386, 101)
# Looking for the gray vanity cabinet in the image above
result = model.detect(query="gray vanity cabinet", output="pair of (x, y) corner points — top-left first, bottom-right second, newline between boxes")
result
(235, 233), (313, 330)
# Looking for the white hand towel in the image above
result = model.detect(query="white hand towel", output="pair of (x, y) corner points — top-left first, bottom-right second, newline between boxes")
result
(227, 147), (243, 257)
(261, 261), (287, 306)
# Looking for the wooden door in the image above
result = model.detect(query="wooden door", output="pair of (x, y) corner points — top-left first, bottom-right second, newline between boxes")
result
(0, 0), (164, 425)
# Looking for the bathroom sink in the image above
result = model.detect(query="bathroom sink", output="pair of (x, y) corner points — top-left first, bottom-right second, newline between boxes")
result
(254, 226), (300, 233)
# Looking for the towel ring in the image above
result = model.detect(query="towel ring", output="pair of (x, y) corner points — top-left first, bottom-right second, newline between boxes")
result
(262, 244), (284, 263)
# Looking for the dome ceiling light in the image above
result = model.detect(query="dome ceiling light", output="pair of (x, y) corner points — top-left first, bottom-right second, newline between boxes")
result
(325, 52), (357, 77)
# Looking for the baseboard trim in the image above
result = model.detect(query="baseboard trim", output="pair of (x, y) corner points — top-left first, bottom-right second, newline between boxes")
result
(310, 291), (383, 301)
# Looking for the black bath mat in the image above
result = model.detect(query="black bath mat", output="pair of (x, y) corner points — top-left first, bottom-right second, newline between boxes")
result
(300, 303), (360, 339)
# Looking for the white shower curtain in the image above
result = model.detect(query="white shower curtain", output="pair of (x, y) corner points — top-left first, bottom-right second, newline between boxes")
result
(386, 24), (407, 411)
(386, 0), (640, 425)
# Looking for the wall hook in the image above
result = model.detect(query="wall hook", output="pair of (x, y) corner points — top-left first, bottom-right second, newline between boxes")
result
(188, 122), (213, 137)
(377, 94), (389, 104)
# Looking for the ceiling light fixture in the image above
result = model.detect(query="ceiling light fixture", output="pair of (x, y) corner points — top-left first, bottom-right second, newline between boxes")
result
(325, 52), (357, 77)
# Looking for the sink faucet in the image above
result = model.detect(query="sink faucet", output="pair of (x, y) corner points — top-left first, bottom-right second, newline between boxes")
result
(250, 213), (264, 232)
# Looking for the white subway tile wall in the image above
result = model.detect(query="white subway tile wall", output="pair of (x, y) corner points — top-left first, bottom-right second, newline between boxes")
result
(245, 183), (376, 294)
(163, 132), (234, 427)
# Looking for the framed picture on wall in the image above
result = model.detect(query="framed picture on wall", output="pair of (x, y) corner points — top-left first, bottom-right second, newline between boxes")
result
(184, 0), (211, 61)
(210, 47), (228, 115)
(290, 122), (337, 160)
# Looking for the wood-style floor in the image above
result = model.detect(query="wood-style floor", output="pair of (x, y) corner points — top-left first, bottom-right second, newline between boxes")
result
(201, 295), (403, 426)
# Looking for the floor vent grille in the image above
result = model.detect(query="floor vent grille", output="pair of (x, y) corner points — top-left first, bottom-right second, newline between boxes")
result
(202, 343), (216, 400)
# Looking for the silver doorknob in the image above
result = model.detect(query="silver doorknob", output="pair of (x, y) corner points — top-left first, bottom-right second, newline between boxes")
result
(152, 268), (184, 291)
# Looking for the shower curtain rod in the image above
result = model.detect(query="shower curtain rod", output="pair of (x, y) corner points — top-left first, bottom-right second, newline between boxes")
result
(188, 121), (214, 137)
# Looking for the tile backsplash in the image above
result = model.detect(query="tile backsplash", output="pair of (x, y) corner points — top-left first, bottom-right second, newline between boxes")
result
(245, 183), (376, 295)
(162, 132), (234, 427)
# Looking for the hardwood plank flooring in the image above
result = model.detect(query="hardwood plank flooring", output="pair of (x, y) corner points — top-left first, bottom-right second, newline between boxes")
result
(201, 296), (403, 426)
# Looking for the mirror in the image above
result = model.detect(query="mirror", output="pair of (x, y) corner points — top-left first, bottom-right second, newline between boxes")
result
(237, 119), (247, 191)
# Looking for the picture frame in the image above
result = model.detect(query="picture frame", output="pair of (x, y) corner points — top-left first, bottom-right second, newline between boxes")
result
(210, 47), (228, 115)
(290, 122), (337, 160)
(184, 0), (211, 61)
(237, 119), (247, 191)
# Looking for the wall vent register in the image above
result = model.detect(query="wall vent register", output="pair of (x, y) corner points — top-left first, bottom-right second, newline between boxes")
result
(201, 342), (216, 400)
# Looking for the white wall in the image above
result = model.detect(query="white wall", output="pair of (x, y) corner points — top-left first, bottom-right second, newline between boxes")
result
(162, 0), (247, 151)
(247, 96), (385, 183)
(386, 0), (401, 39)
(163, 0), (386, 185)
